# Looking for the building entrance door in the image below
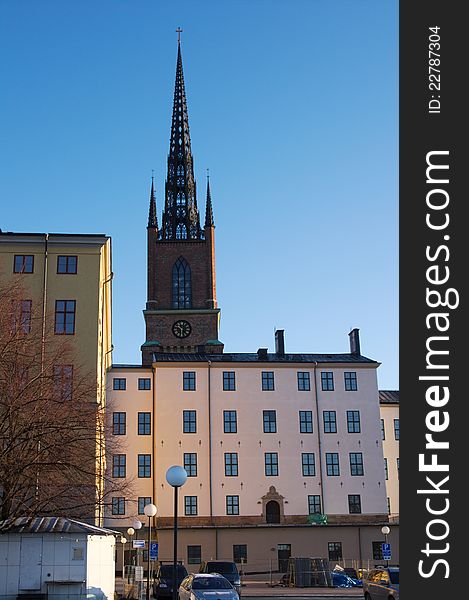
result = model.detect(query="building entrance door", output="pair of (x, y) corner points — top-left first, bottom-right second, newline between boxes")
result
(266, 500), (280, 523)
(277, 544), (291, 573)
(19, 537), (43, 590)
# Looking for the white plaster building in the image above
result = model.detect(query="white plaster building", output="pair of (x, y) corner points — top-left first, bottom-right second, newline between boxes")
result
(105, 330), (397, 570)
(379, 391), (399, 520)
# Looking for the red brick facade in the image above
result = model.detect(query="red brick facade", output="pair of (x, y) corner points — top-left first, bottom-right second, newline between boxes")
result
(142, 224), (223, 364)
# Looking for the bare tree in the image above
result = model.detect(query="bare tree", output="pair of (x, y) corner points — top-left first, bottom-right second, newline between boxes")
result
(0, 281), (132, 523)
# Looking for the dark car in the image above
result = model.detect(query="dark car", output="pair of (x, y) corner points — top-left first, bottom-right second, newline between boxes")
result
(363, 567), (399, 600)
(152, 563), (189, 598)
(199, 561), (241, 596)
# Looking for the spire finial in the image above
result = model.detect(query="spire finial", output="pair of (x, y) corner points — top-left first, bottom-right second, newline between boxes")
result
(204, 170), (214, 228)
(176, 27), (183, 44)
(148, 174), (158, 229)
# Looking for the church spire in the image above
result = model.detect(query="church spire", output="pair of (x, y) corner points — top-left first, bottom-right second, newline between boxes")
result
(204, 171), (214, 227)
(148, 175), (158, 229)
(161, 33), (202, 241)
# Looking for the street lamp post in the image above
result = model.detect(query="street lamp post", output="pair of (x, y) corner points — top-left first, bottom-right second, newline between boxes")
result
(133, 519), (143, 568)
(126, 527), (135, 568)
(166, 465), (188, 600)
(144, 503), (158, 600)
(120, 537), (127, 577)
(381, 525), (390, 567)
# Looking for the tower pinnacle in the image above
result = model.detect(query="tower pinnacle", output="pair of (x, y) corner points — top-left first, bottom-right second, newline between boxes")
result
(148, 175), (158, 228)
(205, 172), (214, 227)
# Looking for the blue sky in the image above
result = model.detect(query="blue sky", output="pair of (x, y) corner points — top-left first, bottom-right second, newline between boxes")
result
(0, 0), (398, 388)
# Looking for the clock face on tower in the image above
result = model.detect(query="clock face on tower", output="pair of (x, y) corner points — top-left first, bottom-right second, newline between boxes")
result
(172, 320), (192, 339)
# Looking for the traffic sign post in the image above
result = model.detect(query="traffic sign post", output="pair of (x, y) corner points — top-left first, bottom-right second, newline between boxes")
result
(382, 542), (391, 563)
(150, 541), (159, 561)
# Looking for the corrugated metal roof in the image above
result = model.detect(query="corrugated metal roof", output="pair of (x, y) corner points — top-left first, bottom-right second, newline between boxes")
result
(0, 516), (119, 535)
(379, 390), (399, 404)
(152, 352), (378, 364)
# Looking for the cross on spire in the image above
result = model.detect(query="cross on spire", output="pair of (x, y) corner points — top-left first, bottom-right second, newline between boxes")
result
(176, 27), (183, 44)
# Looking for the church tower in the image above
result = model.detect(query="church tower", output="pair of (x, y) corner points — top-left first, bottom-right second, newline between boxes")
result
(142, 37), (223, 365)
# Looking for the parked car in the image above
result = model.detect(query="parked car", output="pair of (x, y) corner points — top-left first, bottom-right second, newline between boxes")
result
(363, 567), (399, 600)
(152, 563), (188, 598)
(199, 561), (241, 596)
(179, 573), (239, 599)
(331, 571), (362, 587)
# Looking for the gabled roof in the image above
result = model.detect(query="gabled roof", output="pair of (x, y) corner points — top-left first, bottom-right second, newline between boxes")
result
(0, 516), (119, 535)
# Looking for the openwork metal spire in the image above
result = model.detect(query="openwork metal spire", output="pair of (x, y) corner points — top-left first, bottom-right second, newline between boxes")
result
(161, 37), (202, 241)
(204, 173), (214, 227)
(148, 176), (158, 228)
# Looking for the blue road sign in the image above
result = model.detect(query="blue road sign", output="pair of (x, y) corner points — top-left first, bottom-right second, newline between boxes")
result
(382, 543), (391, 560)
(150, 541), (159, 561)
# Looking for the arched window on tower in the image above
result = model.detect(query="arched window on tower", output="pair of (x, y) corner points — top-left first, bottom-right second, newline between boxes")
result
(176, 224), (187, 240)
(172, 257), (192, 308)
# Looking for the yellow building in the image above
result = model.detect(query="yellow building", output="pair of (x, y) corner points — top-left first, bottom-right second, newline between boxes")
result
(379, 391), (399, 520)
(0, 231), (113, 524)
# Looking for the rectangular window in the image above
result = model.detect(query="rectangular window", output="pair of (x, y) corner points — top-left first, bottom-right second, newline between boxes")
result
(384, 458), (388, 480)
(138, 378), (151, 390)
(112, 454), (126, 478)
(308, 495), (322, 515)
(226, 495), (240, 515)
(263, 410), (277, 433)
(372, 542), (384, 560)
(54, 300), (76, 335)
(223, 371), (236, 391)
(299, 411), (313, 433)
(297, 372), (311, 391)
(112, 497), (125, 515)
(347, 410), (361, 433)
(138, 412), (151, 435)
(381, 419), (386, 440)
(223, 410), (237, 433)
(323, 411), (337, 433)
(387, 497), (391, 515)
(138, 454), (151, 478)
(13, 254), (34, 273)
(57, 255), (78, 274)
(184, 453), (197, 477)
(265, 452), (279, 476)
(321, 372), (334, 391)
(350, 452), (364, 476)
(184, 496), (198, 515)
(138, 497), (152, 515)
(113, 412), (126, 435)
(183, 410), (197, 433)
(326, 453), (340, 476)
(53, 364), (73, 401)
(261, 371), (275, 391)
(397, 457), (399, 478)
(183, 371), (196, 391)
(301, 453), (316, 477)
(187, 545), (202, 565)
(12, 299), (32, 334)
(348, 494), (362, 514)
(233, 544), (247, 564)
(394, 419), (400, 440)
(328, 542), (343, 561)
(344, 371), (358, 391)
(113, 377), (126, 390)
(224, 452), (238, 476)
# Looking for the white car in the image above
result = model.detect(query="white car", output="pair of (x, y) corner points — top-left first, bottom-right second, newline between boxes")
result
(178, 573), (240, 600)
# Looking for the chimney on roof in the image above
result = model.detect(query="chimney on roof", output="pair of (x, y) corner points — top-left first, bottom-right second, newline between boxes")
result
(349, 328), (361, 355)
(257, 348), (268, 360)
(275, 329), (285, 357)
